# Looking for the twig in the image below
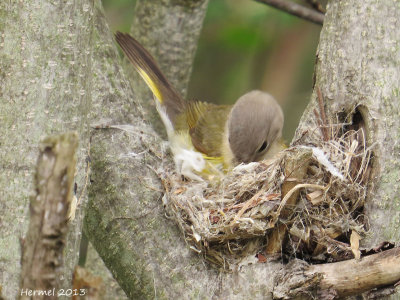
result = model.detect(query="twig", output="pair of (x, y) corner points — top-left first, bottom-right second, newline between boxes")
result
(254, 0), (324, 25)
(304, 0), (326, 14)
(229, 190), (264, 225)
(275, 247), (400, 298)
(317, 88), (330, 141)
(77, 140), (91, 207)
(308, 247), (400, 297)
(266, 149), (313, 254)
(317, 88), (328, 130)
(313, 108), (326, 141)
(276, 183), (326, 218)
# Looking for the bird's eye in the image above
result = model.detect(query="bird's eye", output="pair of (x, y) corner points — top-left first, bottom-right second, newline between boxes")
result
(258, 141), (268, 153)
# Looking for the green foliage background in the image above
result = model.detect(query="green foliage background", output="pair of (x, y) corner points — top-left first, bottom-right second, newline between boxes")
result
(103, 0), (321, 141)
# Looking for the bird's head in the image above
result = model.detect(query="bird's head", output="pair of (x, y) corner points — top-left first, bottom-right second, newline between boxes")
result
(227, 90), (284, 164)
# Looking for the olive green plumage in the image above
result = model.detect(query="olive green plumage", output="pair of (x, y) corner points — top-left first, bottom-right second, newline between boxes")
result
(115, 32), (285, 177)
(116, 32), (231, 159)
(176, 101), (231, 157)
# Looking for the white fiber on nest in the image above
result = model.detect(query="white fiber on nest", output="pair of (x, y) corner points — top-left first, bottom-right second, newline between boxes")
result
(161, 127), (371, 268)
(303, 146), (344, 180)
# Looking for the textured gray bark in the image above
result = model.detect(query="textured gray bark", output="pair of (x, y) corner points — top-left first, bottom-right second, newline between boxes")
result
(293, 1), (400, 247)
(84, 0), (400, 298)
(293, 2), (400, 298)
(0, 1), (92, 298)
(2, 0), (399, 299)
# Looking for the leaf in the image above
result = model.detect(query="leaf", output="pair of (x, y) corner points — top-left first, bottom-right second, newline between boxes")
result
(257, 253), (267, 263)
(350, 231), (361, 260)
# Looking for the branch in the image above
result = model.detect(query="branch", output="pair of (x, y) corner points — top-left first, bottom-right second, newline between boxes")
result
(274, 247), (400, 298)
(254, 0), (324, 25)
(20, 133), (78, 296)
(305, 0), (325, 14)
(310, 247), (400, 297)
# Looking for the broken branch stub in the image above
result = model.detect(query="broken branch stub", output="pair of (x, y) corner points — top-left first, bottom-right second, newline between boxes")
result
(20, 132), (78, 298)
(273, 247), (400, 299)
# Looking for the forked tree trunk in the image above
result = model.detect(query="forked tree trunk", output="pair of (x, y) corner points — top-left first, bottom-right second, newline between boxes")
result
(85, 0), (400, 298)
(1, 0), (399, 299)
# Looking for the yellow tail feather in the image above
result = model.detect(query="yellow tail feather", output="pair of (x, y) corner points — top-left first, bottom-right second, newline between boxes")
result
(137, 67), (163, 104)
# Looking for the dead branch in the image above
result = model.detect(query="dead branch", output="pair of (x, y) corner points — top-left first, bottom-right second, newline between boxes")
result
(317, 87), (330, 141)
(308, 247), (400, 297)
(274, 247), (400, 298)
(20, 132), (78, 299)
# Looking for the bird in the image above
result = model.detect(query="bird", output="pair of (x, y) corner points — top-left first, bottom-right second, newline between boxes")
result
(115, 32), (285, 181)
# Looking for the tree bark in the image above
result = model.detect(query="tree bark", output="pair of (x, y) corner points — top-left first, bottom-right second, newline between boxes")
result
(292, 2), (400, 298)
(85, 1), (400, 299)
(2, 0), (400, 299)
(293, 1), (400, 248)
(131, 0), (209, 98)
(0, 1), (92, 297)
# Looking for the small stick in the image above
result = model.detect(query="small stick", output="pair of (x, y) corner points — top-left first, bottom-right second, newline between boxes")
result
(317, 88), (328, 129)
(317, 88), (330, 141)
(305, 0), (326, 13)
(265, 149), (313, 255)
(313, 108), (326, 141)
(254, 0), (324, 25)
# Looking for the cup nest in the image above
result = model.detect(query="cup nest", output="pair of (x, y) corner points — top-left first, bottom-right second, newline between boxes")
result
(160, 125), (372, 270)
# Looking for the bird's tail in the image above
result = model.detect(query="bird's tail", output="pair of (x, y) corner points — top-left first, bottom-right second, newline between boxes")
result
(115, 31), (185, 123)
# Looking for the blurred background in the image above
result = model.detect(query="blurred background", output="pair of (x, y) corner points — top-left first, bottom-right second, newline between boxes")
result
(102, 0), (322, 142)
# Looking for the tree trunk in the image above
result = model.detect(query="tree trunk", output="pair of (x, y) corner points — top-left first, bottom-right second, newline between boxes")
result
(84, 0), (400, 298)
(131, 0), (209, 97)
(2, 0), (399, 299)
(294, 1), (400, 248)
(293, 1), (400, 298)
(0, 1), (92, 297)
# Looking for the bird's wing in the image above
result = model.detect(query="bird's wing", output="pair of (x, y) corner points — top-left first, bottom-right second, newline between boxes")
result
(177, 101), (231, 158)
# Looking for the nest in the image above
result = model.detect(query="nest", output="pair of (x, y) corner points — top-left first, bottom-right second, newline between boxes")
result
(161, 125), (372, 270)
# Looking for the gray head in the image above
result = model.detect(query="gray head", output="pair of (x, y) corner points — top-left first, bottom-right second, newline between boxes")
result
(227, 90), (284, 163)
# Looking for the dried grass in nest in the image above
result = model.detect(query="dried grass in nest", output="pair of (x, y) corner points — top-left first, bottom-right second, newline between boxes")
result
(161, 125), (372, 269)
